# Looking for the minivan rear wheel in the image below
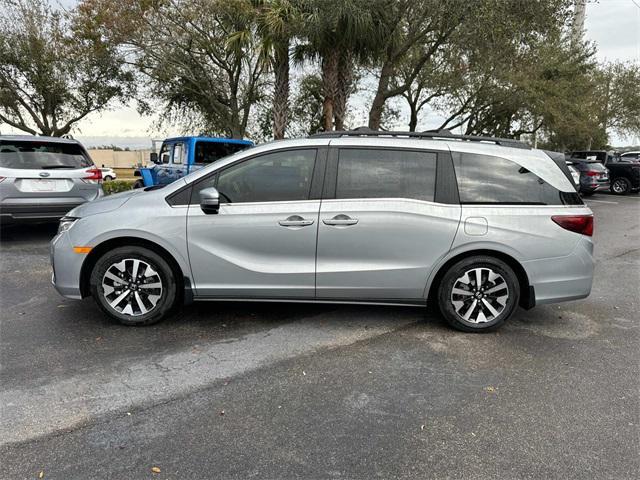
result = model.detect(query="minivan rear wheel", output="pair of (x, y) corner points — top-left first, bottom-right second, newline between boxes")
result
(437, 256), (520, 332)
(90, 246), (177, 326)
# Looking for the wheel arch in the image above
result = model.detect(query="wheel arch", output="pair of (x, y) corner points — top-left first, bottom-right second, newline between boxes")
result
(79, 236), (191, 302)
(425, 248), (534, 310)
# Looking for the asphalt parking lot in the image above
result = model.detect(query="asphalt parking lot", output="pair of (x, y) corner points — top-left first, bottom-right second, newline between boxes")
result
(0, 193), (639, 479)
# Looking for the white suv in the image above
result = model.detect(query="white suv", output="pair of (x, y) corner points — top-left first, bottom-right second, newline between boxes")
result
(50, 130), (594, 332)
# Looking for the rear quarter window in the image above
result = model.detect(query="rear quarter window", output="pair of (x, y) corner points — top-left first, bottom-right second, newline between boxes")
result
(453, 152), (580, 205)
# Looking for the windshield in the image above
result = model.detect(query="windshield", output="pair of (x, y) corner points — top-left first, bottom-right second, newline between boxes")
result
(583, 161), (607, 171)
(0, 141), (92, 169)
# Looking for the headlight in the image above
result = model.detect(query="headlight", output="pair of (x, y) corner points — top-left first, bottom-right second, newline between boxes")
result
(58, 216), (78, 235)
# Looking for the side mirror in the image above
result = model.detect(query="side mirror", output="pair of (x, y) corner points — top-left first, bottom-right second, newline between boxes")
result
(199, 187), (220, 214)
(150, 152), (158, 164)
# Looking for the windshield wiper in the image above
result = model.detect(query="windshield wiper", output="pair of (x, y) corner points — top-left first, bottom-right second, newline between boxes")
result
(40, 165), (76, 169)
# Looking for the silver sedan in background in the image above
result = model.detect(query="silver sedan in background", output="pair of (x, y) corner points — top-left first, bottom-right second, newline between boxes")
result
(0, 136), (103, 223)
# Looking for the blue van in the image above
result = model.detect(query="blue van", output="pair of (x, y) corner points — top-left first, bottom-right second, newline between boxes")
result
(135, 136), (253, 187)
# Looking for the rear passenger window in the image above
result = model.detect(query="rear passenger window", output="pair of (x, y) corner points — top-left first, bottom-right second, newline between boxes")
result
(336, 149), (436, 201)
(453, 153), (565, 205)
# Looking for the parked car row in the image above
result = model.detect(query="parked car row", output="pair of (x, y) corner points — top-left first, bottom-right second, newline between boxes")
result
(4, 136), (639, 227)
(3, 131), (600, 332)
(567, 150), (640, 196)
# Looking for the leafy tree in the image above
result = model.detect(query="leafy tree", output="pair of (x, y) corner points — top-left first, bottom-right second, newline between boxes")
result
(366, 0), (469, 130)
(0, 0), (134, 136)
(396, 46), (463, 131)
(594, 61), (640, 142)
(425, 1), (575, 137)
(288, 73), (324, 136)
(77, 0), (267, 139)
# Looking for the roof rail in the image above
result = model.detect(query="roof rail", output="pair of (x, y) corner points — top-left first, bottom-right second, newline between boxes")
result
(309, 126), (531, 150)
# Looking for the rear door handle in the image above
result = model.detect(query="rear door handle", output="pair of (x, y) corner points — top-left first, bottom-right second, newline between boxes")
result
(323, 214), (358, 226)
(279, 215), (315, 227)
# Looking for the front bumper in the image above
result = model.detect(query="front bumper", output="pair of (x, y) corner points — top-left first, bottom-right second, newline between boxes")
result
(50, 230), (84, 299)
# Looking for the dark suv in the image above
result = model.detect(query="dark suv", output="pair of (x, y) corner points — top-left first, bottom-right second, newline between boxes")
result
(567, 157), (610, 196)
(568, 150), (640, 195)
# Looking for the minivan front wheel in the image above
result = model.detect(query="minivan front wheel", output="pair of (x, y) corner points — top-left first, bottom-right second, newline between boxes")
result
(437, 256), (520, 332)
(90, 246), (177, 326)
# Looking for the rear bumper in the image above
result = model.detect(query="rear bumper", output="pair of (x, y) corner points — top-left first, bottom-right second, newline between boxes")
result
(522, 236), (594, 305)
(580, 182), (610, 193)
(0, 202), (84, 223)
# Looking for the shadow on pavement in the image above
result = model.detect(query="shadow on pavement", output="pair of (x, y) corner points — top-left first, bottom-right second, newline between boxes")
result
(0, 222), (59, 244)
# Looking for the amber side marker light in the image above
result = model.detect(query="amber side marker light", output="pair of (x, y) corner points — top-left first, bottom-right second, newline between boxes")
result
(73, 246), (92, 254)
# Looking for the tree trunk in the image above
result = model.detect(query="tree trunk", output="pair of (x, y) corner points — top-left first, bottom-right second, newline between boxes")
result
(334, 51), (353, 131)
(408, 104), (418, 132)
(272, 41), (290, 140)
(321, 49), (340, 132)
(368, 61), (394, 130)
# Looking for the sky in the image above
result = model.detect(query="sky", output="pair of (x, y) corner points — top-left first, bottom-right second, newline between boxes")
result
(3, 0), (640, 147)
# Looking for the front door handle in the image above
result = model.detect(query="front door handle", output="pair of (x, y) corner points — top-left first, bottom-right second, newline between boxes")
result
(323, 214), (359, 226)
(279, 215), (315, 227)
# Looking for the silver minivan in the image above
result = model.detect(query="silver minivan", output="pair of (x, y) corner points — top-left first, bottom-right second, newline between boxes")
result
(0, 136), (103, 223)
(50, 131), (594, 332)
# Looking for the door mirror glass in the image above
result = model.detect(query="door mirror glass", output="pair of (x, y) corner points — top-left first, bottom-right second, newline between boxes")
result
(199, 187), (220, 214)
(150, 152), (159, 164)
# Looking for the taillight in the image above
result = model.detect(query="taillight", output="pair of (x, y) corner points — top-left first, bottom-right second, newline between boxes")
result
(83, 168), (102, 184)
(551, 215), (593, 236)
(585, 171), (599, 177)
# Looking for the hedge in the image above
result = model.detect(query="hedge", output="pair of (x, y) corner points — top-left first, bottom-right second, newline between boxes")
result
(103, 180), (136, 195)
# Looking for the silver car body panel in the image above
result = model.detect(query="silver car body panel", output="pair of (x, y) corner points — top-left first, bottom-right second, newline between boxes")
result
(316, 198), (460, 299)
(423, 204), (594, 304)
(187, 200), (320, 297)
(50, 137), (594, 310)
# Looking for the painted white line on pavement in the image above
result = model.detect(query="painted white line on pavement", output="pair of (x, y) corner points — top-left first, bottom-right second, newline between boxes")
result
(586, 199), (618, 205)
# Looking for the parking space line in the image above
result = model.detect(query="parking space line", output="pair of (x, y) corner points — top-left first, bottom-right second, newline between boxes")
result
(586, 199), (618, 204)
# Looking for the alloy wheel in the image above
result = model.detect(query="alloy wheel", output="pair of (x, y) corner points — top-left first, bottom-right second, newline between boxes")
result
(612, 179), (626, 193)
(101, 258), (163, 316)
(450, 267), (509, 324)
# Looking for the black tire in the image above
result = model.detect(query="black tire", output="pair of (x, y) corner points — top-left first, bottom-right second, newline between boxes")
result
(611, 177), (631, 195)
(103, 175), (113, 182)
(437, 256), (520, 333)
(133, 180), (145, 189)
(90, 246), (178, 326)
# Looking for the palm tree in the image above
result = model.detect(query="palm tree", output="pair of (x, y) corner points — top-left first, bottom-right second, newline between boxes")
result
(297, 0), (383, 131)
(253, 0), (300, 139)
